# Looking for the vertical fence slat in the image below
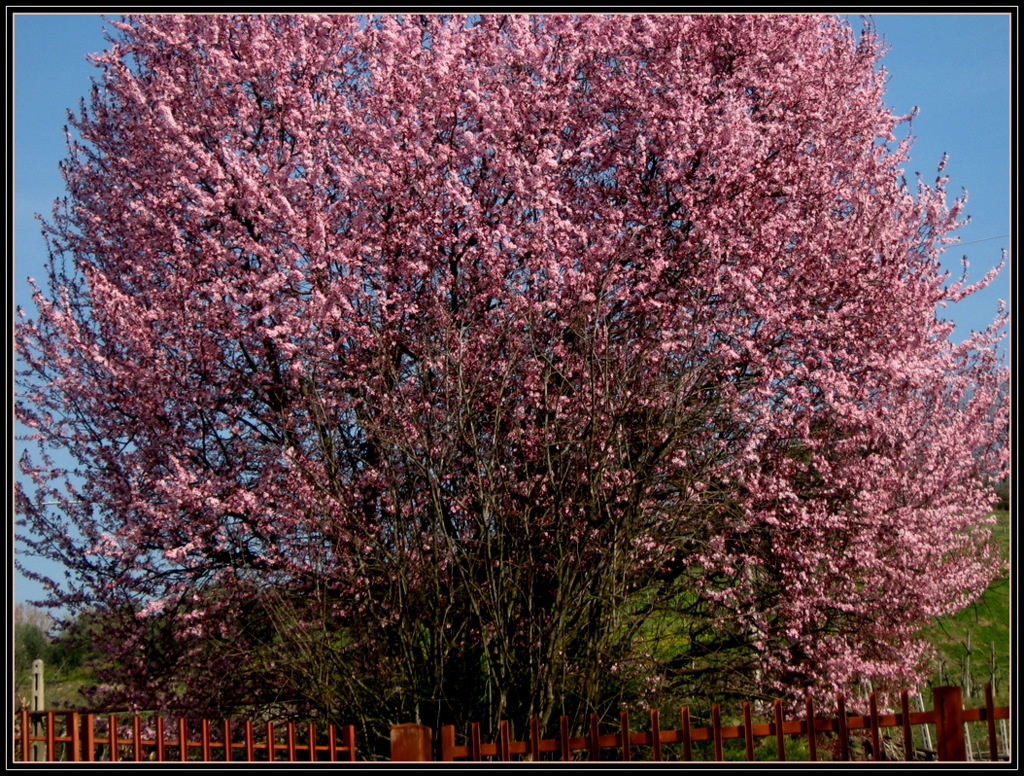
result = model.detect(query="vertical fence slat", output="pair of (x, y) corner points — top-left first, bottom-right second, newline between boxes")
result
(805, 696), (817, 761)
(681, 707), (692, 761)
(837, 695), (849, 761)
(287, 721), (297, 761)
(499, 719), (511, 760)
(85, 713), (96, 762)
(985, 684), (998, 762)
(202, 718), (211, 761)
(70, 713), (81, 762)
(178, 718), (187, 762)
(133, 715), (143, 761)
(308, 722), (317, 761)
(245, 720), (254, 761)
(46, 711), (56, 761)
(620, 710), (631, 761)
(559, 716), (570, 761)
(328, 723), (337, 761)
(266, 721), (275, 762)
(19, 710), (27, 762)
(530, 718), (540, 762)
(110, 714), (119, 762)
(743, 702), (754, 760)
(344, 723), (356, 762)
(869, 692), (881, 761)
(224, 720), (232, 762)
(470, 721), (481, 761)
(155, 717), (165, 762)
(712, 704), (723, 761)
(650, 708), (662, 762)
(773, 699), (785, 761)
(589, 713), (600, 761)
(20, 710), (30, 762)
(900, 690), (913, 760)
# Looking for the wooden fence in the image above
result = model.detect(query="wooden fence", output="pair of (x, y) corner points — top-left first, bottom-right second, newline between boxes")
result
(14, 709), (356, 762)
(426, 686), (1009, 762)
(13, 685), (1010, 762)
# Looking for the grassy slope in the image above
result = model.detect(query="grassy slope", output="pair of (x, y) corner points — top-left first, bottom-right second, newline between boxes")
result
(919, 509), (1011, 705)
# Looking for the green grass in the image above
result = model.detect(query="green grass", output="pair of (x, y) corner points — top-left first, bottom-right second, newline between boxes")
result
(919, 510), (1010, 706)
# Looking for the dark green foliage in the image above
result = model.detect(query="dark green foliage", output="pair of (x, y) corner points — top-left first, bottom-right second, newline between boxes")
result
(14, 622), (51, 674)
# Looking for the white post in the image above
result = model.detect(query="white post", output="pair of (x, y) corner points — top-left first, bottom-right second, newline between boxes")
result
(915, 693), (933, 757)
(31, 660), (45, 761)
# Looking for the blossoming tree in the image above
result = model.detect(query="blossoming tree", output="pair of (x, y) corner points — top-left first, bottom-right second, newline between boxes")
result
(16, 14), (1007, 740)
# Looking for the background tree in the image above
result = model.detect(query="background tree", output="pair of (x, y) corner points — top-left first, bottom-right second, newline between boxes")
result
(16, 13), (1007, 748)
(13, 603), (100, 711)
(14, 604), (53, 681)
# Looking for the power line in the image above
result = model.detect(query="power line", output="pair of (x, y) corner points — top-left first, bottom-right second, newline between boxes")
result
(952, 234), (1010, 247)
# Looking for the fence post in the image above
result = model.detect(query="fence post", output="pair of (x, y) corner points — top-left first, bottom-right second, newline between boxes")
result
(440, 725), (456, 761)
(391, 723), (432, 761)
(933, 686), (967, 761)
(31, 659), (45, 761)
(20, 710), (30, 762)
(71, 713), (81, 762)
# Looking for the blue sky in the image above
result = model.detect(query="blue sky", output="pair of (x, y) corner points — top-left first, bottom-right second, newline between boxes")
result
(12, 12), (1013, 610)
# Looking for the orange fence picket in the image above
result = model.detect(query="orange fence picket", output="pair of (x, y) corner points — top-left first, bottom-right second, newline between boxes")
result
(15, 709), (355, 763)
(437, 685), (1010, 762)
(14, 685), (1009, 762)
